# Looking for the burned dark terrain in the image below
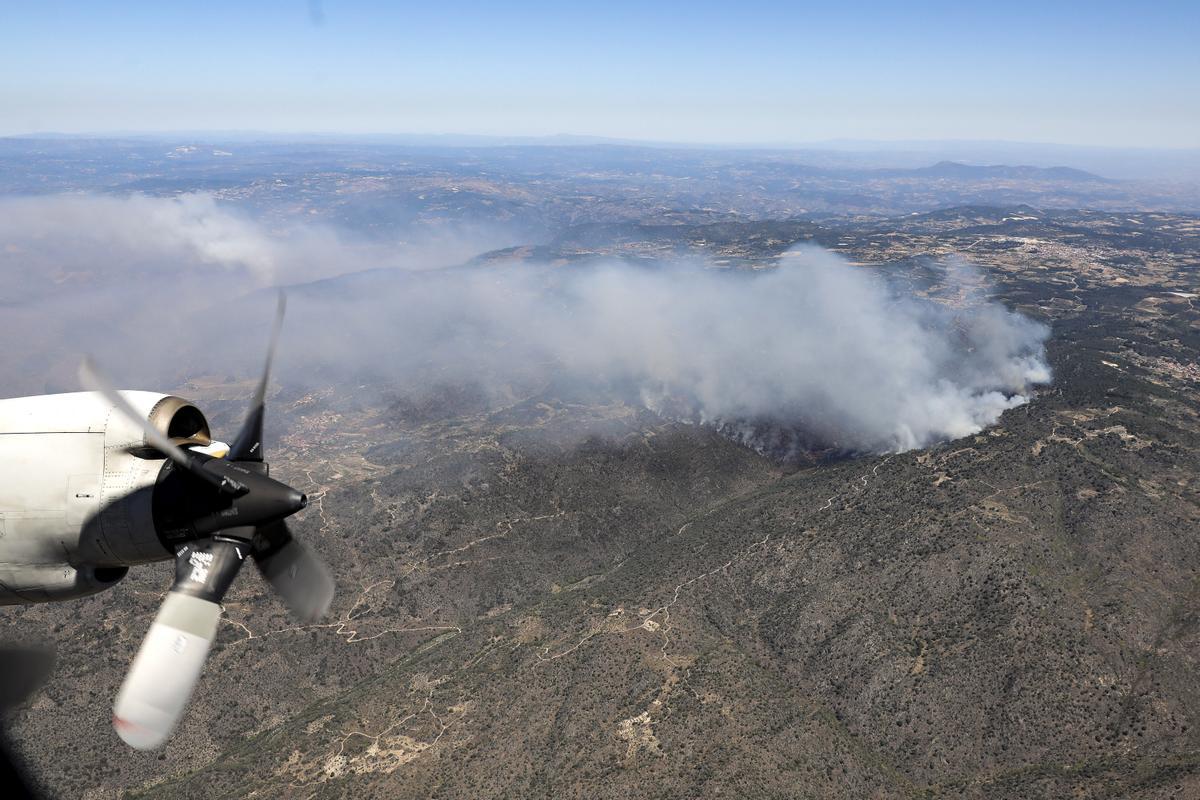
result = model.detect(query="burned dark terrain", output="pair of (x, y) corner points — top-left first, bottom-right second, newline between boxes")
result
(2, 140), (1200, 798)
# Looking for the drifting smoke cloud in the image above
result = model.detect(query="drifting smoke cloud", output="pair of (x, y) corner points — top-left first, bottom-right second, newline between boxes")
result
(0, 193), (518, 394)
(0, 193), (1051, 455)
(0, 193), (290, 294)
(0, 193), (512, 300)
(280, 248), (1050, 454)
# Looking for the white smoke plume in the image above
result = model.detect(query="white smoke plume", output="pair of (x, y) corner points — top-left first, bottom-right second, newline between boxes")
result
(0, 193), (1051, 455)
(278, 247), (1050, 454)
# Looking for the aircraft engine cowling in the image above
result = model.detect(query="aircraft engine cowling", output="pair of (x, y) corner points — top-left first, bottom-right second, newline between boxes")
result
(124, 394), (213, 453)
(0, 391), (217, 569)
(0, 391), (211, 449)
(88, 393), (215, 565)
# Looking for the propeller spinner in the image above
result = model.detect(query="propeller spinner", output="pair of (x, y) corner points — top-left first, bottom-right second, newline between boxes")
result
(81, 295), (335, 750)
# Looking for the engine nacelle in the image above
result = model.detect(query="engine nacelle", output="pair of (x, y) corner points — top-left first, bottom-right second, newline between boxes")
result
(0, 391), (214, 574)
(0, 391), (211, 451)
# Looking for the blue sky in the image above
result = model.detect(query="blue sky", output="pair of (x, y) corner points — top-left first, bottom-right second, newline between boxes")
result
(2, 0), (1197, 147)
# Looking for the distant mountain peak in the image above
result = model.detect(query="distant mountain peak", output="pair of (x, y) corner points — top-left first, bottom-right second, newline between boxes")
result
(917, 160), (1109, 182)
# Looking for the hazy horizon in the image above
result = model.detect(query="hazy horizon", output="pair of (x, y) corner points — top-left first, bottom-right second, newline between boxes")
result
(7, 129), (1199, 182)
(5, 130), (1200, 154)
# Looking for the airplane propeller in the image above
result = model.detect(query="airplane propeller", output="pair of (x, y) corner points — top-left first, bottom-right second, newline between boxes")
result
(80, 295), (334, 750)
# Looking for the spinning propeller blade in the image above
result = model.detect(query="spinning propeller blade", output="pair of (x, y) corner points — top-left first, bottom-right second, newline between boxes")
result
(252, 521), (335, 623)
(113, 537), (247, 750)
(228, 293), (285, 463)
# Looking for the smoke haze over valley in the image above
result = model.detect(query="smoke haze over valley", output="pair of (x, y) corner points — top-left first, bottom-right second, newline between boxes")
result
(0, 192), (1049, 457)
